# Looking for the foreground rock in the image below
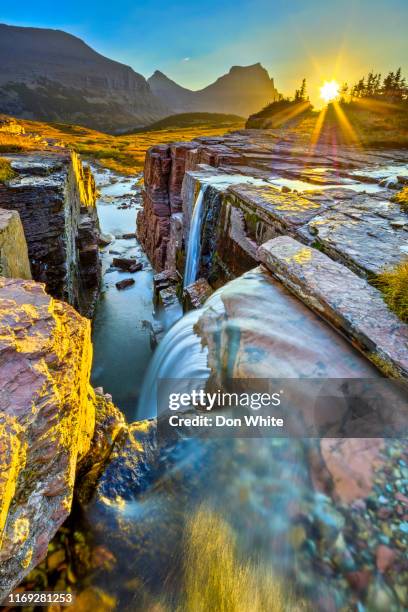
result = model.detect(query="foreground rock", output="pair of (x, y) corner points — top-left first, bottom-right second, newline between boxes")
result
(0, 150), (101, 317)
(0, 278), (96, 600)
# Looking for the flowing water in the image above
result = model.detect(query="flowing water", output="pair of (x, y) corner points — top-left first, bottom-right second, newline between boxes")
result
(84, 267), (381, 611)
(183, 185), (207, 288)
(90, 166), (157, 418)
(86, 161), (401, 610)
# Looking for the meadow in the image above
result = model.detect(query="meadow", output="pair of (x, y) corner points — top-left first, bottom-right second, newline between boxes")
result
(0, 113), (245, 175)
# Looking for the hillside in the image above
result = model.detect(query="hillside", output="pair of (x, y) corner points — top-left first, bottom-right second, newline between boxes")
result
(129, 112), (244, 132)
(148, 63), (280, 117)
(0, 114), (245, 174)
(0, 24), (168, 133)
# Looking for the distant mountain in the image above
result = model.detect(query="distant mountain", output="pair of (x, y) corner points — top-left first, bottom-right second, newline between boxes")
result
(148, 63), (280, 117)
(0, 24), (280, 132)
(0, 24), (168, 133)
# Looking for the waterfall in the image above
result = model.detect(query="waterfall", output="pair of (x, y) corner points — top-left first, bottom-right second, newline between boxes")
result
(183, 184), (207, 288)
(138, 311), (208, 420)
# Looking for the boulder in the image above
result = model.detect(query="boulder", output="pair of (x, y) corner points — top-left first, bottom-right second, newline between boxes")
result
(183, 278), (213, 310)
(112, 257), (142, 272)
(115, 278), (135, 290)
(0, 278), (96, 600)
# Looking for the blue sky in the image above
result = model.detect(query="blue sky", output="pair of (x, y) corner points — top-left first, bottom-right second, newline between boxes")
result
(1, 0), (407, 104)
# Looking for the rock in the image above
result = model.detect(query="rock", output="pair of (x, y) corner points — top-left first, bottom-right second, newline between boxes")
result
(0, 278), (96, 600)
(183, 278), (213, 310)
(97, 233), (114, 247)
(376, 544), (396, 573)
(112, 257), (142, 272)
(141, 319), (165, 350)
(365, 577), (400, 611)
(115, 278), (135, 290)
(76, 394), (126, 505)
(0, 151), (101, 317)
(319, 439), (385, 504)
(346, 569), (371, 592)
(0, 209), (31, 280)
(258, 236), (408, 379)
(122, 233), (136, 239)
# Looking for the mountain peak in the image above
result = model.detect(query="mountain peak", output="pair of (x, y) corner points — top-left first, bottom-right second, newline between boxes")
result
(148, 63), (280, 117)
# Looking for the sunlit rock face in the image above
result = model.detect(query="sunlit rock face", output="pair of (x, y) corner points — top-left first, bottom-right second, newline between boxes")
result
(138, 130), (407, 288)
(0, 278), (96, 600)
(0, 209), (32, 280)
(0, 151), (101, 317)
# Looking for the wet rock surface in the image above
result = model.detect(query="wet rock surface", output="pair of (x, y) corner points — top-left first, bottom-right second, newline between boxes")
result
(183, 278), (213, 310)
(0, 277), (96, 600)
(0, 151), (101, 317)
(258, 236), (408, 379)
(138, 129), (407, 286)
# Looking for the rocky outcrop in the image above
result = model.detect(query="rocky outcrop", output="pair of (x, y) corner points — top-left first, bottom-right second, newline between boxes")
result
(258, 236), (408, 379)
(139, 130), (408, 288)
(0, 24), (167, 132)
(0, 151), (101, 317)
(0, 277), (96, 600)
(0, 209), (31, 280)
(183, 278), (213, 310)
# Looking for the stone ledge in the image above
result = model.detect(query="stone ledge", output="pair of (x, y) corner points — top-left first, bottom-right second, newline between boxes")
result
(258, 236), (408, 379)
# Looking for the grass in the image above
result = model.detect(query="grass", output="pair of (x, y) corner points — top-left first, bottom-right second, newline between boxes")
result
(129, 112), (245, 133)
(177, 506), (307, 612)
(392, 186), (408, 212)
(0, 114), (245, 176)
(0, 158), (17, 183)
(376, 259), (408, 322)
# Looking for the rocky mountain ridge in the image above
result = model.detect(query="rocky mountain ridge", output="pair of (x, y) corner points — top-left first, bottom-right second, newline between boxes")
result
(0, 24), (168, 133)
(148, 63), (280, 117)
(0, 24), (279, 131)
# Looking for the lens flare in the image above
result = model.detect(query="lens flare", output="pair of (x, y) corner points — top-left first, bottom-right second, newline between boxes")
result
(320, 80), (340, 103)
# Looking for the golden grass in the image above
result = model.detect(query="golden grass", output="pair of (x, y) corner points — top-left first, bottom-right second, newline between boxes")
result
(177, 506), (307, 612)
(392, 186), (408, 212)
(0, 157), (17, 183)
(376, 259), (408, 322)
(7, 116), (245, 176)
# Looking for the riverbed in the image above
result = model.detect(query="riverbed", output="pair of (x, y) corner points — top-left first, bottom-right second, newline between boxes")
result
(90, 166), (156, 419)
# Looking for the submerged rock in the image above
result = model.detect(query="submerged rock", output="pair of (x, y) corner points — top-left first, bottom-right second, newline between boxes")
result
(112, 257), (142, 272)
(115, 278), (135, 290)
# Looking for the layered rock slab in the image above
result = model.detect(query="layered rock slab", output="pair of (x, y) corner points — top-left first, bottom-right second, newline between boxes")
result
(258, 236), (408, 379)
(0, 151), (101, 317)
(0, 278), (95, 600)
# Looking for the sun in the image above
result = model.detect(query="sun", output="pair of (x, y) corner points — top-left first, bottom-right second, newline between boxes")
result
(320, 80), (340, 103)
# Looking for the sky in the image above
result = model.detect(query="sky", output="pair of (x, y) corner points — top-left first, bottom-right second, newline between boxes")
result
(1, 0), (407, 105)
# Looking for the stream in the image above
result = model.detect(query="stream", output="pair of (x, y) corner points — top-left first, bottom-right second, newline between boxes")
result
(90, 166), (157, 418)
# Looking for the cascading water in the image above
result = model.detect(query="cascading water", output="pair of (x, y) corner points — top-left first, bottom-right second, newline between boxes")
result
(183, 184), (207, 288)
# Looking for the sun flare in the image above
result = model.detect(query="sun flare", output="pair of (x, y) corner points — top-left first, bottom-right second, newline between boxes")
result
(320, 80), (340, 103)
